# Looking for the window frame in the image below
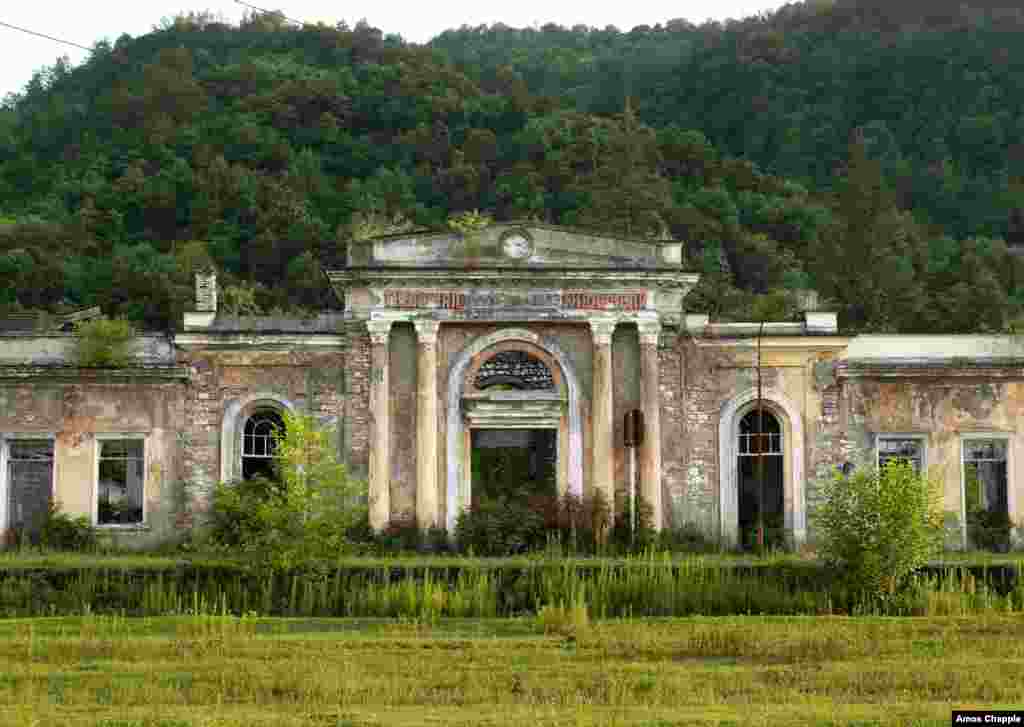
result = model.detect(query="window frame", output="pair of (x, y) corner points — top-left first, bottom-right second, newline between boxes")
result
(875, 433), (927, 474)
(0, 433), (57, 533)
(93, 433), (147, 529)
(959, 432), (1012, 551)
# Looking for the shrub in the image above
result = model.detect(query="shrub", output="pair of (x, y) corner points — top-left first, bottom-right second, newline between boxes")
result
(73, 318), (134, 367)
(208, 411), (368, 568)
(455, 495), (546, 556)
(38, 501), (98, 551)
(455, 490), (613, 556)
(817, 459), (944, 602)
(656, 521), (719, 553)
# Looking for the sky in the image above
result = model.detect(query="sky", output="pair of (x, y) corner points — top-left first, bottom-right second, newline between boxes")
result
(1, 1), (788, 100)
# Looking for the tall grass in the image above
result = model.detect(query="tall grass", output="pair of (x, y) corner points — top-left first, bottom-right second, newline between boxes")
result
(0, 554), (1021, 618)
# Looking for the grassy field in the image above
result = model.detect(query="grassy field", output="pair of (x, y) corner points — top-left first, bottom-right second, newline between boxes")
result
(0, 614), (1022, 726)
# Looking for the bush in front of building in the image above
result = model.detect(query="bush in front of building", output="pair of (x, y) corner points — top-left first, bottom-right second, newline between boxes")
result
(206, 412), (368, 568)
(38, 501), (98, 551)
(817, 458), (944, 603)
(454, 490), (616, 556)
(73, 318), (134, 367)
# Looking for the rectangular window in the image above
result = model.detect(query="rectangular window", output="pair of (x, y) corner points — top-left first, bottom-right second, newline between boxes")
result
(6, 439), (54, 536)
(97, 439), (144, 526)
(963, 438), (1010, 551)
(877, 436), (924, 472)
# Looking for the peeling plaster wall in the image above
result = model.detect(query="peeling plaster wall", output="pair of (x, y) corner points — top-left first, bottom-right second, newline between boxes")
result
(839, 377), (1024, 546)
(0, 379), (185, 548)
(176, 345), (348, 528)
(661, 337), (851, 544)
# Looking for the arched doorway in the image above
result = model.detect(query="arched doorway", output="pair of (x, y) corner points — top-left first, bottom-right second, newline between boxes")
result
(737, 408), (784, 550)
(446, 329), (583, 533)
(719, 389), (806, 548)
(470, 351), (558, 507)
(242, 409), (285, 480)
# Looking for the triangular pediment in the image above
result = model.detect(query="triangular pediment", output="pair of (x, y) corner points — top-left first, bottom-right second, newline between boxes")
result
(342, 222), (683, 270)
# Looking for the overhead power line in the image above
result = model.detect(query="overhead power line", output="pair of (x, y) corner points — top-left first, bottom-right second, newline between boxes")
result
(233, 0), (305, 26)
(0, 19), (94, 53)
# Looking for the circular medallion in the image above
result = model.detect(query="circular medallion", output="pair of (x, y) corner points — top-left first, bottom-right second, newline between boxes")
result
(500, 230), (534, 260)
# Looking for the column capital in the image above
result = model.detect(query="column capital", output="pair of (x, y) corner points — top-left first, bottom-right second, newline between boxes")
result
(413, 319), (441, 345)
(366, 319), (393, 345)
(588, 318), (617, 346)
(637, 318), (662, 346)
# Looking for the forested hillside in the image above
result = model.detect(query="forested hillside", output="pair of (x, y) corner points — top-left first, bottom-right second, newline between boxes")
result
(1, 4), (1023, 334)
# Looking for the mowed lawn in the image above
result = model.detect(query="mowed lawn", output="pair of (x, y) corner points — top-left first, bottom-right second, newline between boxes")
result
(0, 615), (1022, 726)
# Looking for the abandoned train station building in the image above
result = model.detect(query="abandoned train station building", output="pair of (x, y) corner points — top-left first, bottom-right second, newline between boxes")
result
(1, 223), (1023, 549)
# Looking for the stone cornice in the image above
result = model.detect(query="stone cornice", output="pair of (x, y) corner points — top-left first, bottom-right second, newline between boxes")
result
(329, 269), (699, 290)
(0, 365), (190, 383)
(174, 333), (345, 349)
(838, 360), (1024, 379)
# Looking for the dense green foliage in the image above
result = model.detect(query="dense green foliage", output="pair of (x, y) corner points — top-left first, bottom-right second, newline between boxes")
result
(3, 4), (1024, 331)
(817, 459), (945, 601)
(206, 411), (367, 568)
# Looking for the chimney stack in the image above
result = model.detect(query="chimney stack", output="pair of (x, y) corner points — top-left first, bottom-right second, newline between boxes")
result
(184, 269), (217, 330)
(195, 269), (218, 313)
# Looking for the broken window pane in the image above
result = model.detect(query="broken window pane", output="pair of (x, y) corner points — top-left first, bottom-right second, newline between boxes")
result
(963, 439), (1010, 551)
(98, 439), (144, 525)
(877, 437), (923, 472)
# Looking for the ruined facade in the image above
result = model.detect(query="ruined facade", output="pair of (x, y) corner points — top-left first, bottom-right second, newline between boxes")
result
(1, 223), (1022, 549)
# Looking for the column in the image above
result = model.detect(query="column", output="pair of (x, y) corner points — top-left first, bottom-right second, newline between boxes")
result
(589, 318), (617, 524)
(367, 319), (393, 531)
(638, 318), (663, 531)
(413, 319), (440, 530)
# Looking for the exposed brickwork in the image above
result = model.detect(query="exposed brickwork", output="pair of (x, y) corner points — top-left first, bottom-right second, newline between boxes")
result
(175, 345), (351, 528)
(658, 337), (685, 528)
(343, 324), (372, 476)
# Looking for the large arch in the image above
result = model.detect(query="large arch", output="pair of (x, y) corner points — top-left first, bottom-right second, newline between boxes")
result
(445, 328), (583, 532)
(719, 388), (806, 547)
(220, 392), (297, 483)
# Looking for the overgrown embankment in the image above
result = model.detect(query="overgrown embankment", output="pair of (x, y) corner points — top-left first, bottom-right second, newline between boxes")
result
(2, 554), (1021, 618)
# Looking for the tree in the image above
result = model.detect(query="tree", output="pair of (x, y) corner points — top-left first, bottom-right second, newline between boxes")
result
(811, 137), (926, 332)
(816, 459), (944, 605)
(207, 411), (368, 568)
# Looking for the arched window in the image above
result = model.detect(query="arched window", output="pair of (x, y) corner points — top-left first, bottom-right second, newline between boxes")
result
(739, 409), (782, 456)
(242, 409), (284, 480)
(737, 408), (784, 549)
(474, 351), (555, 391)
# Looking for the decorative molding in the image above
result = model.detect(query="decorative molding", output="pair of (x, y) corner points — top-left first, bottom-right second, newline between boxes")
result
(366, 320), (393, 345)
(588, 319), (617, 346)
(462, 394), (564, 429)
(637, 318), (662, 346)
(412, 319), (440, 345)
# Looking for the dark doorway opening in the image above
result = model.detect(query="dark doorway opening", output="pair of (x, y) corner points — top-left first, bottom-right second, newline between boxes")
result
(737, 409), (785, 550)
(242, 409), (285, 481)
(6, 439), (54, 543)
(471, 429), (556, 506)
